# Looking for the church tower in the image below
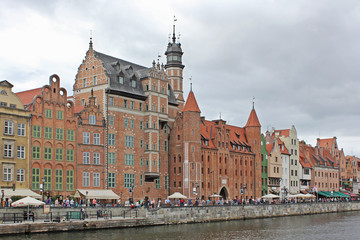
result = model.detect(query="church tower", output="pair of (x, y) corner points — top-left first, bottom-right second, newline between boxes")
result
(165, 19), (185, 111)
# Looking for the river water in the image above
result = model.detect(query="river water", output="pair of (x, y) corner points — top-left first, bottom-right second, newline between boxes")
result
(3, 211), (360, 240)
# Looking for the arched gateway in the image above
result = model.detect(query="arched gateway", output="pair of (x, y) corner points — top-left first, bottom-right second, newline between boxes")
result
(219, 187), (229, 200)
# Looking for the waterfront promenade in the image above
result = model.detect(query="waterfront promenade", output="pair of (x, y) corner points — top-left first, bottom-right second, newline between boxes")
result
(1, 201), (360, 236)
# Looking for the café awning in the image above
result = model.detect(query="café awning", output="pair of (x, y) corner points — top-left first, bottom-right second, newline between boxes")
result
(73, 189), (120, 200)
(1, 189), (42, 199)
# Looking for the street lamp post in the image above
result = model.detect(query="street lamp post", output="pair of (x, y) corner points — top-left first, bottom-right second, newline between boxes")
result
(120, 192), (122, 206)
(41, 177), (45, 202)
(243, 185), (247, 204)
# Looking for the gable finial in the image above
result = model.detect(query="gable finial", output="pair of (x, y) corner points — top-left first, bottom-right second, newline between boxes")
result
(89, 30), (93, 49)
(172, 15), (177, 43)
(252, 96), (255, 109)
(189, 76), (192, 91)
(220, 112), (222, 120)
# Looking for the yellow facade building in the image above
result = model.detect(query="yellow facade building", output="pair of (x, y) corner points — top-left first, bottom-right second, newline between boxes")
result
(0, 80), (31, 191)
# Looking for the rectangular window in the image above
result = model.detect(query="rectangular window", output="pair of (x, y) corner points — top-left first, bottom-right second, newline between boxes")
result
(125, 136), (134, 148)
(83, 132), (90, 144)
(124, 118), (128, 128)
(89, 115), (96, 125)
(164, 141), (168, 151)
(32, 168), (40, 190)
(140, 174), (143, 186)
(17, 146), (25, 159)
(44, 147), (52, 160)
(155, 177), (160, 189)
(3, 166), (12, 181)
(83, 152), (90, 164)
(140, 121), (143, 129)
(108, 133), (115, 145)
(124, 173), (135, 188)
(93, 133), (100, 145)
(17, 169), (25, 182)
(9, 104), (15, 108)
(32, 125), (41, 138)
(32, 146), (40, 159)
(93, 173), (100, 187)
(83, 78), (86, 88)
(4, 120), (14, 135)
(130, 101), (134, 109)
(55, 148), (63, 161)
(56, 110), (63, 120)
(108, 173), (116, 188)
(139, 103), (143, 111)
(44, 127), (53, 139)
(140, 140), (143, 148)
(165, 176), (168, 190)
(4, 143), (14, 158)
(109, 97), (114, 106)
(125, 154), (134, 166)
(109, 116), (114, 126)
(108, 152), (116, 164)
(124, 100), (128, 108)
(140, 158), (143, 166)
(45, 109), (52, 118)
(66, 170), (74, 191)
(44, 168), (51, 190)
(66, 149), (74, 161)
(67, 129), (74, 141)
(93, 76), (97, 85)
(131, 119), (135, 129)
(55, 169), (63, 191)
(83, 172), (90, 187)
(93, 152), (100, 165)
(18, 123), (25, 136)
(56, 128), (64, 140)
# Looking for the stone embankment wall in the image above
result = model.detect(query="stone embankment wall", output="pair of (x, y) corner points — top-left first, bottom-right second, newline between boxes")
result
(0, 202), (359, 235)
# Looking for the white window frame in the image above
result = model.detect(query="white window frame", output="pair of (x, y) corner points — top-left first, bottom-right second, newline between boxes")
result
(3, 165), (13, 181)
(17, 169), (25, 182)
(83, 132), (90, 144)
(89, 115), (96, 125)
(93, 173), (100, 187)
(83, 152), (90, 164)
(4, 120), (14, 135)
(18, 123), (25, 136)
(4, 142), (14, 158)
(93, 152), (100, 165)
(93, 133), (100, 145)
(83, 172), (90, 187)
(17, 146), (25, 159)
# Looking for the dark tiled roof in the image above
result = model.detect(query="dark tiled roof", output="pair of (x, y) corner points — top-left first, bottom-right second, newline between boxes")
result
(94, 50), (178, 104)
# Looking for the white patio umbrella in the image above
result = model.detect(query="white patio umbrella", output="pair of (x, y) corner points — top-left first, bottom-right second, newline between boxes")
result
(12, 196), (45, 220)
(261, 194), (280, 199)
(168, 192), (187, 199)
(304, 193), (316, 198)
(294, 193), (307, 198)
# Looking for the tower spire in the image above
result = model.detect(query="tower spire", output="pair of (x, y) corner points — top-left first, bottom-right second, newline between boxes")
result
(189, 76), (192, 91)
(172, 15), (177, 43)
(89, 30), (93, 49)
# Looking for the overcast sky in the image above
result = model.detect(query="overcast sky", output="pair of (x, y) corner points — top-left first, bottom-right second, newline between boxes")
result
(1, 0), (360, 156)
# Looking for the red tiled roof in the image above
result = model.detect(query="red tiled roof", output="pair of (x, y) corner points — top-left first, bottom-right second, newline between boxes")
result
(16, 87), (42, 106)
(266, 144), (273, 155)
(183, 91), (201, 113)
(201, 120), (216, 149)
(274, 129), (290, 137)
(245, 108), (261, 127)
(299, 156), (312, 168)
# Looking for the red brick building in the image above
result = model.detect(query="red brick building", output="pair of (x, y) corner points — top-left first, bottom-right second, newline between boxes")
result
(76, 91), (106, 191)
(16, 74), (77, 198)
(169, 90), (262, 200)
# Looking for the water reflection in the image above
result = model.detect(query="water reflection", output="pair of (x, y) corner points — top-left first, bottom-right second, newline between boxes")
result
(4, 211), (360, 240)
